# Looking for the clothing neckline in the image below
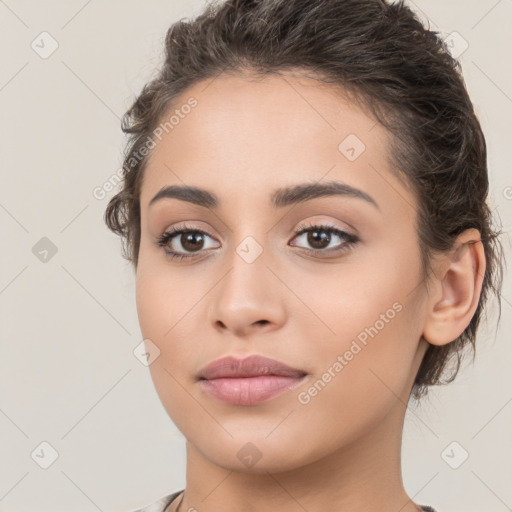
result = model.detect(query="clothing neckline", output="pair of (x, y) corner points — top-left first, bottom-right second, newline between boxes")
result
(160, 490), (437, 512)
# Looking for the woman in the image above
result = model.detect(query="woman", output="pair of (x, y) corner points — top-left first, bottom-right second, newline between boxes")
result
(105, 0), (504, 511)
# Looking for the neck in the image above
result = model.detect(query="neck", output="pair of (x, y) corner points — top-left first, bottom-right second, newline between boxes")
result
(173, 396), (423, 512)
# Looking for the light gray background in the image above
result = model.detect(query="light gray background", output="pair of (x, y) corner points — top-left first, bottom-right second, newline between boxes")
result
(1, 1), (510, 511)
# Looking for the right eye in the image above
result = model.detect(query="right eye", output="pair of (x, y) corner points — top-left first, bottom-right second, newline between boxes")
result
(155, 224), (220, 260)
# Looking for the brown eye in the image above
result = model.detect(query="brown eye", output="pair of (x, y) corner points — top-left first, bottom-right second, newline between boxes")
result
(156, 224), (219, 260)
(290, 224), (359, 255)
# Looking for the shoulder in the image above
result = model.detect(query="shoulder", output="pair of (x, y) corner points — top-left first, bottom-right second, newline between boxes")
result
(129, 490), (183, 512)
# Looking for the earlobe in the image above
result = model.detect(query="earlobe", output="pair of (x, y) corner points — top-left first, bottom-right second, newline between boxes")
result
(422, 228), (486, 347)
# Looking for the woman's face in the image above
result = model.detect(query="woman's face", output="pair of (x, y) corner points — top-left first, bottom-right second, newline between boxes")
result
(136, 71), (430, 472)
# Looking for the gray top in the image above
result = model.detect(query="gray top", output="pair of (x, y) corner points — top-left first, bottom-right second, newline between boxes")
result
(130, 490), (182, 512)
(131, 490), (438, 512)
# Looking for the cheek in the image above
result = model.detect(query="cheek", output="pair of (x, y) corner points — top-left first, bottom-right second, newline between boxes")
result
(136, 266), (201, 430)
(292, 243), (422, 405)
(289, 234), (420, 348)
(135, 255), (201, 342)
(135, 258), (205, 390)
(290, 297), (421, 455)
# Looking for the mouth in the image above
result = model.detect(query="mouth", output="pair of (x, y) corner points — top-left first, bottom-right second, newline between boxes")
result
(197, 354), (308, 406)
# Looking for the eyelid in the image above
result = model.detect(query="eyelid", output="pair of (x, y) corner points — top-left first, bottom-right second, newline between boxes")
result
(295, 219), (346, 233)
(292, 219), (358, 239)
(161, 223), (219, 243)
(292, 214), (359, 236)
(157, 220), (349, 244)
(158, 221), (219, 242)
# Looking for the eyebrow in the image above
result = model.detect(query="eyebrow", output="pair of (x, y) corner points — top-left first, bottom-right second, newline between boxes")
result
(148, 181), (379, 211)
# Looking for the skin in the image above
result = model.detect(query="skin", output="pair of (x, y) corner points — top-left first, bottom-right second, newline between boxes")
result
(135, 70), (486, 512)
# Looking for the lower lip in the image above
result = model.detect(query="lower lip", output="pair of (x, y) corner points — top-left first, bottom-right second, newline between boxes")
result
(199, 375), (307, 406)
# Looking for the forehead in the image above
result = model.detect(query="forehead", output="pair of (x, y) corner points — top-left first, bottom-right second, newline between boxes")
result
(139, 70), (413, 218)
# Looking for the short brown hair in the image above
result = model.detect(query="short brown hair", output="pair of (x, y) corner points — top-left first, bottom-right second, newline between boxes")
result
(105, 0), (504, 399)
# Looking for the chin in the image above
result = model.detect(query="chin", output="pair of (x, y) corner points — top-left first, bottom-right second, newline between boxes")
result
(193, 432), (315, 474)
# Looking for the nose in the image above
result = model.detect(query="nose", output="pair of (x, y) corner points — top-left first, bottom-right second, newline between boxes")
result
(208, 245), (287, 337)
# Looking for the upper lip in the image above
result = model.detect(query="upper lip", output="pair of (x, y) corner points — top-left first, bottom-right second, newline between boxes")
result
(198, 355), (307, 380)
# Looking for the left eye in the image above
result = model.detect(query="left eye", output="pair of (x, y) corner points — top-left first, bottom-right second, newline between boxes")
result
(290, 224), (359, 254)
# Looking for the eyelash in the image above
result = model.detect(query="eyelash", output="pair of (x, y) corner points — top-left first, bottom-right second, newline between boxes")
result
(155, 222), (359, 261)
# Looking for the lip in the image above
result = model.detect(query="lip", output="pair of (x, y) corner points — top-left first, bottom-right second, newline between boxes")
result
(197, 355), (308, 406)
(198, 355), (306, 380)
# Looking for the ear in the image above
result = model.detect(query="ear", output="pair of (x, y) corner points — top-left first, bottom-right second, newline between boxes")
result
(422, 228), (486, 346)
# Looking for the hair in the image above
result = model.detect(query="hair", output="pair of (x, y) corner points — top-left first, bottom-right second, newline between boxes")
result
(105, 0), (504, 399)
